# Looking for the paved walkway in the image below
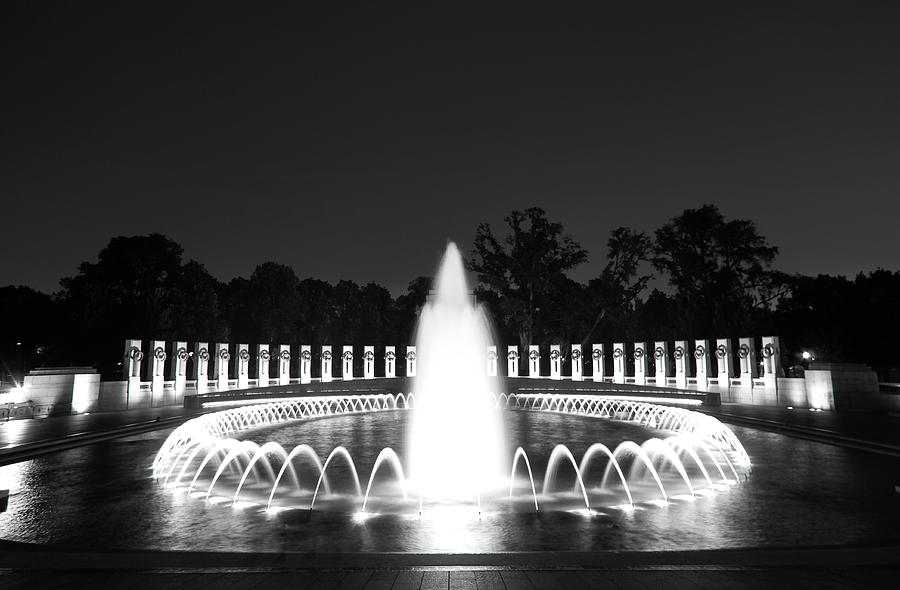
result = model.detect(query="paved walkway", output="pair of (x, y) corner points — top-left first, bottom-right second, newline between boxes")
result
(2, 401), (900, 588)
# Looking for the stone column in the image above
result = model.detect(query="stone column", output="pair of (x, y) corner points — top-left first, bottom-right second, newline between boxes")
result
(194, 342), (209, 392)
(571, 344), (583, 381)
(674, 340), (688, 389)
(507, 345), (519, 377)
(363, 346), (375, 379)
(321, 346), (333, 383)
(278, 345), (291, 385)
(715, 338), (733, 394)
(236, 344), (250, 389)
(150, 340), (167, 406)
(341, 346), (354, 380)
(257, 344), (270, 388)
(300, 345), (312, 383)
(653, 341), (669, 387)
(172, 341), (188, 401)
(528, 345), (540, 378)
(124, 339), (143, 403)
(612, 343), (625, 384)
(549, 345), (562, 380)
(487, 346), (498, 377)
(385, 346), (396, 378)
(694, 339), (710, 391)
(633, 342), (647, 385)
(761, 336), (781, 391)
(215, 343), (230, 390)
(738, 337), (756, 389)
(591, 344), (605, 382)
(406, 346), (416, 377)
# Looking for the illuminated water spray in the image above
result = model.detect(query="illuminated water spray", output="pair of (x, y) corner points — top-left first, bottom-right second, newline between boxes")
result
(406, 242), (507, 500)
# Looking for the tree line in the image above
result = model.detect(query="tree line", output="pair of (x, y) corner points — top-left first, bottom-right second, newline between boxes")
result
(2, 205), (899, 382)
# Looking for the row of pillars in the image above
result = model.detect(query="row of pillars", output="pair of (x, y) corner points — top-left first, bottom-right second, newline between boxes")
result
(124, 336), (781, 396)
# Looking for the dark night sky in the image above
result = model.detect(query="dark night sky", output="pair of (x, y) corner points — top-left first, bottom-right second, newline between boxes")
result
(2, 3), (899, 296)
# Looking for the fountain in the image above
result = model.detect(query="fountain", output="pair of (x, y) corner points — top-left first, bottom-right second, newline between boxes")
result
(152, 243), (751, 519)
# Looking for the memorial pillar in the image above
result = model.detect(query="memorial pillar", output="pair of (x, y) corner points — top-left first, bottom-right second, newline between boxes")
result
(257, 344), (270, 388)
(124, 339), (144, 404)
(549, 345), (562, 380)
(761, 336), (781, 391)
(278, 345), (291, 385)
(236, 343), (250, 389)
(528, 345), (540, 378)
(321, 346), (333, 383)
(172, 340), (188, 402)
(612, 342), (625, 384)
(487, 346), (498, 377)
(591, 344), (605, 382)
(342, 346), (354, 380)
(193, 342), (209, 392)
(571, 344), (583, 381)
(674, 340), (688, 389)
(364, 346), (375, 379)
(633, 342), (647, 386)
(507, 345), (519, 377)
(406, 346), (416, 377)
(694, 339), (710, 391)
(215, 343), (230, 390)
(150, 339), (166, 406)
(653, 341), (669, 387)
(737, 337), (755, 389)
(715, 338), (733, 394)
(300, 345), (312, 383)
(385, 346), (396, 378)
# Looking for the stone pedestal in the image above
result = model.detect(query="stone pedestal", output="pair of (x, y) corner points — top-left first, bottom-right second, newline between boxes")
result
(633, 342), (647, 386)
(612, 343), (625, 384)
(549, 345), (562, 380)
(150, 340), (167, 405)
(571, 344), (583, 381)
(342, 346), (354, 380)
(804, 363), (886, 411)
(406, 346), (416, 377)
(215, 343), (230, 390)
(172, 341), (188, 402)
(363, 346), (375, 379)
(592, 344), (605, 382)
(694, 339), (710, 392)
(674, 340), (688, 389)
(528, 345), (540, 378)
(654, 341), (668, 387)
(236, 344), (250, 389)
(194, 342), (209, 392)
(738, 337), (756, 389)
(487, 346), (498, 377)
(278, 345), (291, 385)
(507, 346), (519, 377)
(300, 345), (312, 384)
(257, 344), (270, 388)
(321, 346), (333, 383)
(715, 338), (732, 392)
(385, 346), (396, 378)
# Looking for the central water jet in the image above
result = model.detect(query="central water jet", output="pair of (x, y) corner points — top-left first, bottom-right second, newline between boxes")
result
(406, 242), (507, 501)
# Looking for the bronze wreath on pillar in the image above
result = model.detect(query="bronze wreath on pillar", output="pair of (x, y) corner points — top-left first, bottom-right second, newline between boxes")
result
(633, 348), (645, 359)
(488, 350), (498, 361)
(364, 351), (375, 361)
(694, 345), (706, 359)
(239, 349), (250, 361)
(280, 349), (291, 361)
(258, 349), (271, 361)
(738, 344), (750, 358)
(198, 348), (210, 361)
(406, 351), (416, 362)
(571, 349), (582, 361)
(218, 349), (230, 361)
(342, 351), (353, 361)
(673, 346), (685, 360)
(654, 347), (665, 359)
(592, 349), (603, 360)
(176, 347), (189, 361)
(761, 343), (776, 358)
(300, 350), (311, 361)
(613, 348), (624, 359)
(154, 347), (167, 361)
(529, 349), (540, 360)
(715, 344), (728, 359)
(385, 351), (396, 361)
(549, 349), (561, 361)
(127, 346), (144, 362)
(322, 350), (333, 361)
(507, 350), (519, 360)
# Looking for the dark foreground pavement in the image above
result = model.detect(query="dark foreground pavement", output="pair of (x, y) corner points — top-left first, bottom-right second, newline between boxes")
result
(2, 400), (900, 588)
